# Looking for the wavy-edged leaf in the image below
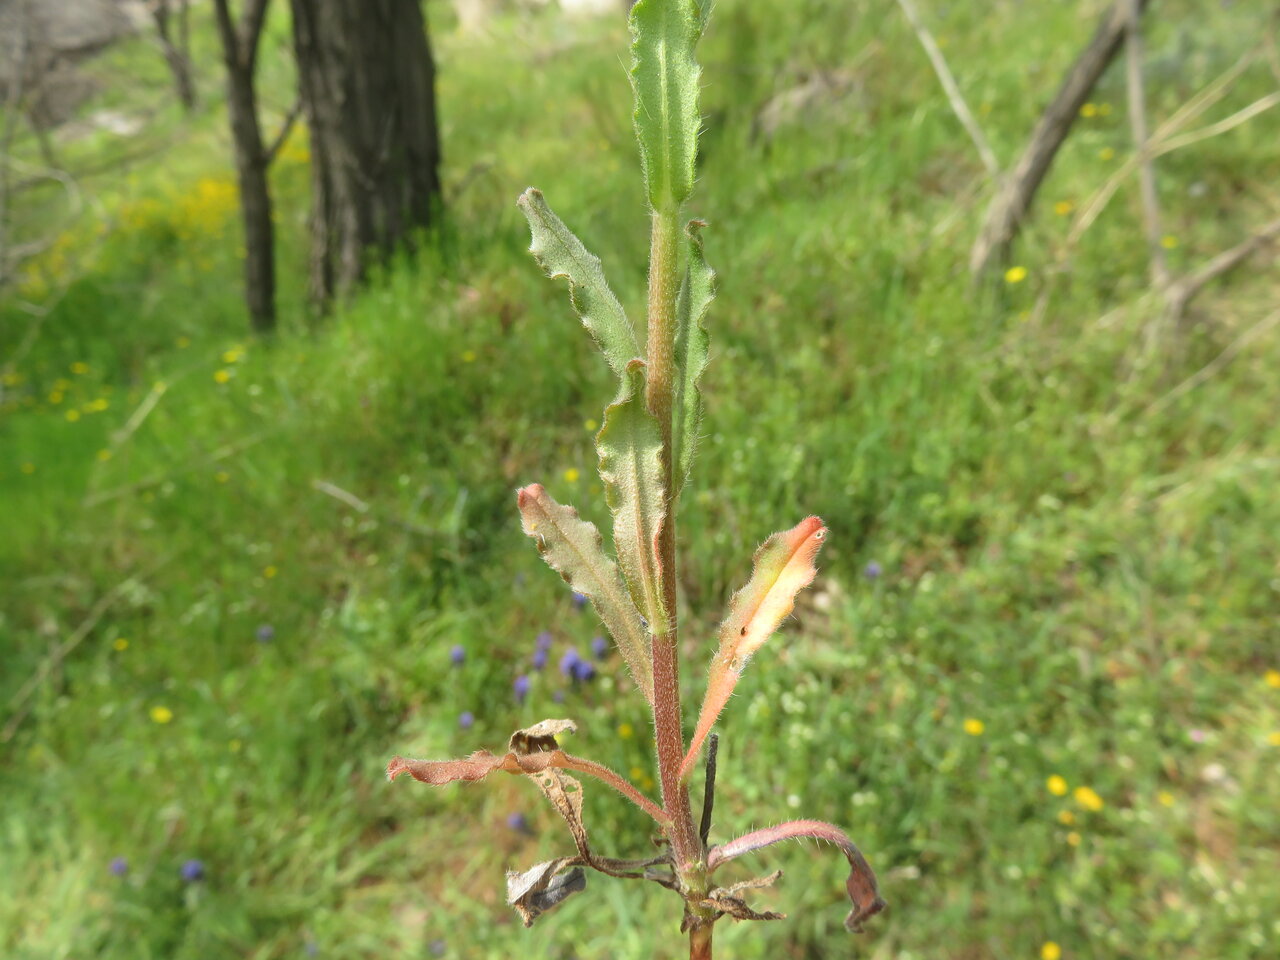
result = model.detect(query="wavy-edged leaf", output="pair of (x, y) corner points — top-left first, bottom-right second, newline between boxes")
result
(597, 360), (667, 631)
(517, 188), (639, 379)
(708, 819), (886, 933)
(516, 484), (654, 704)
(681, 517), (827, 778)
(672, 219), (713, 496)
(507, 859), (586, 927)
(629, 0), (706, 209)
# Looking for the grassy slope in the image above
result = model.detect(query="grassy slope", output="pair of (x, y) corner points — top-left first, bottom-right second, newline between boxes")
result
(2, 1), (1279, 957)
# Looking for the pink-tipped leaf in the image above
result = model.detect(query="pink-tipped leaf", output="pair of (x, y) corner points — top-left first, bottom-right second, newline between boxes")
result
(681, 517), (826, 779)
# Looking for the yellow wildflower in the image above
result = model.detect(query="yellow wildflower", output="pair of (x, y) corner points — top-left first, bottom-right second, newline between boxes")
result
(263, 565), (278, 579)
(70, 362), (89, 375)
(618, 723), (634, 739)
(1074, 786), (1104, 811)
(1057, 809), (1075, 826)
(1268, 732), (1280, 747)
(630, 766), (646, 782)
(963, 717), (985, 736)
(229, 738), (243, 753)
(1041, 942), (1062, 960)
(1053, 200), (1074, 216)
(1160, 235), (1178, 249)
(584, 418), (598, 432)
(1079, 103), (1098, 118)
(564, 467), (581, 484)
(1004, 266), (1028, 284)
(214, 471), (230, 484)
(113, 638), (129, 652)
(1098, 147), (1115, 161)
(49, 391), (64, 404)
(87, 398), (109, 412)
(213, 369), (231, 384)
(1265, 669), (1280, 689)
(97, 449), (112, 462)
(1157, 791), (1174, 807)
(65, 409), (81, 422)
(222, 349), (242, 364)
(1047, 775), (1069, 796)
(461, 349), (477, 363)
(1066, 831), (1081, 847)
(150, 706), (174, 725)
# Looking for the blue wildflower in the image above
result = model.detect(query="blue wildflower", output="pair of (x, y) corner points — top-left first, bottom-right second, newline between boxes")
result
(256, 624), (275, 643)
(571, 592), (588, 610)
(449, 644), (465, 666)
(180, 859), (205, 882)
(506, 812), (530, 833)
(572, 658), (596, 682)
(109, 856), (128, 877)
(459, 711), (474, 730)
(590, 635), (608, 660)
(535, 631), (553, 651)
(513, 674), (531, 704)
(559, 649), (581, 678)
(531, 647), (548, 670)
(863, 560), (883, 580)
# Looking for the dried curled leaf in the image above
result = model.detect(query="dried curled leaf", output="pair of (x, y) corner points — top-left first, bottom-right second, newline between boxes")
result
(507, 859), (586, 927)
(682, 517), (827, 778)
(708, 819), (886, 933)
(517, 484), (654, 703)
(697, 870), (787, 924)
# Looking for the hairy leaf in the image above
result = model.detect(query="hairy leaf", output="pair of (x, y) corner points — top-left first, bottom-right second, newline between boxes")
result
(671, 219), (713, 496)
(507, 859), (586, 927)
(682, 517), (827, 778)
(517, 188), (640, 379)
(597, 360), (667, 630)
(629, 0), (707, 209)
(516, 484), (654, 703)
(510, 719), (592, 861)
(708, 819), (886, 933)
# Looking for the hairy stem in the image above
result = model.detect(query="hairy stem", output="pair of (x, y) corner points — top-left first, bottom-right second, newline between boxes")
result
(689, 921), (714, 960)
(645, 203), (700, 868)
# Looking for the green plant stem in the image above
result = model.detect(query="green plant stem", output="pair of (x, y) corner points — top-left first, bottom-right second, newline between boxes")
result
(645, 202), (700, 870)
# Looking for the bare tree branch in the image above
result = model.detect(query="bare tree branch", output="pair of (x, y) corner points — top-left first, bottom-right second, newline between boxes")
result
(263, 96), (303, 166)
(1165, 217), (1280, 324)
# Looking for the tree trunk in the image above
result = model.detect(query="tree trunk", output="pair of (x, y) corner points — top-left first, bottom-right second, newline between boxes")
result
(289, 0), (441, 306)
(213, 0), (276, 332)
(969, 0), (1151, 276)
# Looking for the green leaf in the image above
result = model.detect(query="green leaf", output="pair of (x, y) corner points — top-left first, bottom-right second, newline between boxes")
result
(597, 360), (667, 632)
(516, 484), (654, 703)
(629, 0), (707, 210)
(517, 188), (640, 379)
(672, 219), (713, 496)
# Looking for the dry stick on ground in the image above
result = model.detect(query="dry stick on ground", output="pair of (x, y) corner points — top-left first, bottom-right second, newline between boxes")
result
(969, 0), (1150, 276)
(1123, 0), (1169, 290)
(895, 0), (998, 176)
(1164, 217), (1280, 326)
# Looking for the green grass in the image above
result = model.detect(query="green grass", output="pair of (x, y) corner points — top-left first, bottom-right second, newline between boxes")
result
(3, 1), (1279, 957)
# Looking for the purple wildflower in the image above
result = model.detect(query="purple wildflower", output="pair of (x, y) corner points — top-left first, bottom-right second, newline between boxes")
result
(109, 856), (128, 877)
(590, 635), (609, 660)
(572, 658), (596, 682)
(180, 859), (205, 883)
(535, 631), (553, 651)
(506, 811), (530, 833)
(571, 592), (588, 610)
(256, 624), (275, 643)
(559, 649), (582, 678)
(459, 711), (474, 730)
(863, 561), (883, 580)
(513, 674), (531, 704)
(449, 644), (465, 666)
(531, 647), (548, 670)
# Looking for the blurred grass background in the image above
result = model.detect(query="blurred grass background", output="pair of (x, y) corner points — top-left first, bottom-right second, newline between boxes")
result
(2, 0), (1279, 957)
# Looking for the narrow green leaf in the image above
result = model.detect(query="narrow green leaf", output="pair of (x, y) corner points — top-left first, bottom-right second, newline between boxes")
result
(672, 219), (713, 496)
(516, 484), (654, 703)
(629, 0), (706, 210)
(517, 188), (640, 379)
(597, 360), (667, 632)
